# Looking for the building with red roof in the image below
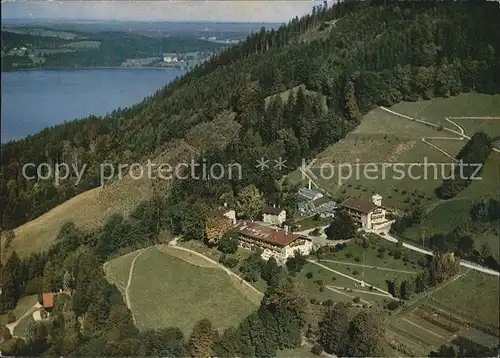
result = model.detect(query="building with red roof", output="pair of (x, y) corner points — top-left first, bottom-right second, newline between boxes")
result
(42, 292), (57, 310)
(232, 221), (312, 264)
(340, 194), (387, 230)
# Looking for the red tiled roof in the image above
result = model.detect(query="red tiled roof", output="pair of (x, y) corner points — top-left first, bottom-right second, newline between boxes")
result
(43, 293), (56, 308)
(340, 197), (378, 214)
(262, 206), (285, 215)
(233, 221), (303, 247)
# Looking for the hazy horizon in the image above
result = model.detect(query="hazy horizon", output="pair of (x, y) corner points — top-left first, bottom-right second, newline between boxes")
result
(1, 1), (320, 23)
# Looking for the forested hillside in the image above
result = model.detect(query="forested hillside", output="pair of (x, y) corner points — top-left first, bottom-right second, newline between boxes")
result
(1, 1), (500, 230)
(1, 30), (223, 71)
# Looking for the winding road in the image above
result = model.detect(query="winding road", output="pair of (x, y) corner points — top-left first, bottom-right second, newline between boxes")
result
(379, 106), (500, 154)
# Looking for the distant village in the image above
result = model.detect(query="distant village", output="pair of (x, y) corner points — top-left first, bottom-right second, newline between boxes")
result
(121, 51), (214, 70)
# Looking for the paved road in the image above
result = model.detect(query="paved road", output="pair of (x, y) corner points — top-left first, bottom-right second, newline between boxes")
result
(366, 229), (500, 277)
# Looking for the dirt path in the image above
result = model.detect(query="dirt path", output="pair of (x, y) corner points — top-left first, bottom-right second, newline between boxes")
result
(308, 259), (398, 300)
(5, 302), (42, 336)
(318, 259), (418, 274)
(325, 286), (372, 305)
(330, 285), (395, 298)
(125, 247), (150, 325)
(379, 106), (500, 154)
(400, 317), (445, 338)
(168, 238), (264, 299)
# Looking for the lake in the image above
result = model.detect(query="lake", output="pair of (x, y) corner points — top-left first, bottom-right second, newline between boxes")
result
(1, 68), (185, 142)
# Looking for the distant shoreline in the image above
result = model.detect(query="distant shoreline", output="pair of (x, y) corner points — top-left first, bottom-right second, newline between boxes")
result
(3, 66), (187, 73)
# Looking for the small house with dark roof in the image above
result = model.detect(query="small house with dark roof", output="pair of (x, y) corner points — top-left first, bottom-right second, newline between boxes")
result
(340, 194), (387, 230)
(262, 205), (286, 225)
(232, 221), (312, 264)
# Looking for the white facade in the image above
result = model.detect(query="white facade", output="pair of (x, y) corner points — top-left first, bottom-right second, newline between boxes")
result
(240, 237), (312, 265)
(341, 195), (387, 230)
(372, 194), (383, 206)
(223, 209), (237, 225)
(234, 221), (313, 265)
(262, 210), (286, 225)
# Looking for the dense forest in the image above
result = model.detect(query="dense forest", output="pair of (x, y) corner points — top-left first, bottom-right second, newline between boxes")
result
(1, 1), (500, 356)
(1, 30), (224, 71)
(2, 0), (499, 232)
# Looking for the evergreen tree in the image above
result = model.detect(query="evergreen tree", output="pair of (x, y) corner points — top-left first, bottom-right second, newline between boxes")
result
(187, 319), (218, 358)
(319, 302), (349, 355)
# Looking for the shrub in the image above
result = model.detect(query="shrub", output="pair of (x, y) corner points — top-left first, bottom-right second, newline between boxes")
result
(1, 325), (12, 341)
(311, 344), (324, 356)
(331, 276), (336, 281)
(353, 296), (361, 303)
(224, 256), (239, 268)
(319, 286), (325, 292)
(393, 250), (402, 259)
(306, 272), (314, 279)
(386, 301), (402, 310)
(24, 277), (43, 295)
(323, 299), (334, 306)
(352, 270), (359, 275)
(354, 256), (361, 262)
(7, 313), (16, 324)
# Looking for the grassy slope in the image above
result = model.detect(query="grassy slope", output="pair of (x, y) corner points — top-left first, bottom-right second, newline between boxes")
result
(125, 247), (257, 334)
(288, 106), (457, 210)
(431, 270), (499, 332)
(103, 250), (142, 295)
(1, 140), (195, 261)
(0, 294), (38, 326)
(264, 84), (328, 112)
(393, 94), (500, 257)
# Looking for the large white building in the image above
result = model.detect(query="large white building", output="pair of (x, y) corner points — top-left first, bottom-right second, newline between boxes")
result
(340, 194), (387, 230)
(232, 221), (313, 264)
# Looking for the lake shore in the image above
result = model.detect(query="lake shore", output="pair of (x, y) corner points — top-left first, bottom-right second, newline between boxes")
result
(2, 65), (186, 73)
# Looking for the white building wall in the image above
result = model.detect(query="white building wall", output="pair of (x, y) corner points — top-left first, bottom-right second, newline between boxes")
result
(262, 211), (286, 225)
(284, 239), (313, 259)
(223, 210), (236, 224)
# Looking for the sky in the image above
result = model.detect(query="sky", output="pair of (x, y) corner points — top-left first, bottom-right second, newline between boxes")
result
(1, 1), (319, 23)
